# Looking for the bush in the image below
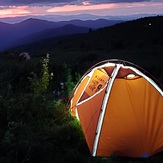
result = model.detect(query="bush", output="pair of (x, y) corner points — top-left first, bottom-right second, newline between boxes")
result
(0, 54), (89, 163)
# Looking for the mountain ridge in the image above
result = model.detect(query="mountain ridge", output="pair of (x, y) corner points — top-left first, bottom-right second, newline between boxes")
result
(6, 24), (90, 50)
(0, 18), (122, 51)
(7, 16), (163, 69)
(0, 13), (162, 24)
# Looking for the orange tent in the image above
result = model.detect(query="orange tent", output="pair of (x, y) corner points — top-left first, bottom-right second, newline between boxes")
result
(70, 60), (163, 158)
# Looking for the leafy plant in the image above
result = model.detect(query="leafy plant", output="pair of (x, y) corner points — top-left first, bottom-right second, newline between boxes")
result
(28, 54), (53, 99)
(65, 66), (81, 97)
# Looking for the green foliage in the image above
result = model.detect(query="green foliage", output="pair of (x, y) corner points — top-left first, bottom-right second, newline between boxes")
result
(1, 16), (163, 162)
(0, 94), (89, 163)
(1, 53), (162, 163)
(28, 54), (53, 99)
(0, 54), (90, 163)
(65, 65), (81, 97)
(8, 16), (163, 83)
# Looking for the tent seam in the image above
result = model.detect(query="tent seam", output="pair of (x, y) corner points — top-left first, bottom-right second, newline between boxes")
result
(92, 64), (121, 156)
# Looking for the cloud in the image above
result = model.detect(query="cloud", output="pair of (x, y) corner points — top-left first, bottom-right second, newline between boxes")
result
(0, 0), (162, 19)
(0, 0), (75, 6)
(90, 0), (150, 3)
(0, 6), (31, 18)
(47, 3), (116, 14)
(0, 0), (152, 6)
(46, 1), (163, 16)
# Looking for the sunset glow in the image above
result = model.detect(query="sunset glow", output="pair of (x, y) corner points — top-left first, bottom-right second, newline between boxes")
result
(0, 1), (162, 18)
(0, 6), (31, 18)
(47, 3), (116, 14)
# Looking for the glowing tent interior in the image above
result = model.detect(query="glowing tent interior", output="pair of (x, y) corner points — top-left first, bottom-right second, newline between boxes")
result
(70, 59), (163, 158)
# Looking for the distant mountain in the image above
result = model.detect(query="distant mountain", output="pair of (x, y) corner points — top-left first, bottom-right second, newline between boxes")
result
(0, 13), (162, 24)
(8, 16), (163, 70)
(6, 24), (90, 49)
(0, 22), (13, 50)
(60, 19), (122, 29)
(0, 21), (11, 28)
(0, 18), (58, 51)
(0, 14), (126, 24)
(0, 18), (122, 51)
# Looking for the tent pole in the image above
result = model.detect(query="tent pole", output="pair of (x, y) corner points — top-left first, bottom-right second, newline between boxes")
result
(92, 64), (121, 156)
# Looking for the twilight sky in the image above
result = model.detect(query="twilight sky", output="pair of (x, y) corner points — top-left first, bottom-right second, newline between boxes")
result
(0, 0), (162, 19)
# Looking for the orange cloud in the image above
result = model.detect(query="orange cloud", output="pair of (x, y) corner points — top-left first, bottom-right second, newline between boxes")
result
(0, 2), (162, 18)
(47, 3), (116, 13)
(82, 1), (91, 6)
(0, 9), (12, 16)
(46, 2), (163, 16)
(0, 6), (31, 17)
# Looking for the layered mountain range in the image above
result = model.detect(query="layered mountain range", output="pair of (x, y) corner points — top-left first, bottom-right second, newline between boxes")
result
(0, 18), (122, 51)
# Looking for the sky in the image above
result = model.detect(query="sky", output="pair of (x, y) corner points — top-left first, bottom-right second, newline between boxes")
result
(0, 0), (162, 19)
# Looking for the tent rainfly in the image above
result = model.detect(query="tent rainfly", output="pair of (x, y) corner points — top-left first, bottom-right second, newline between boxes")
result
(70, 60), (163, 158)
